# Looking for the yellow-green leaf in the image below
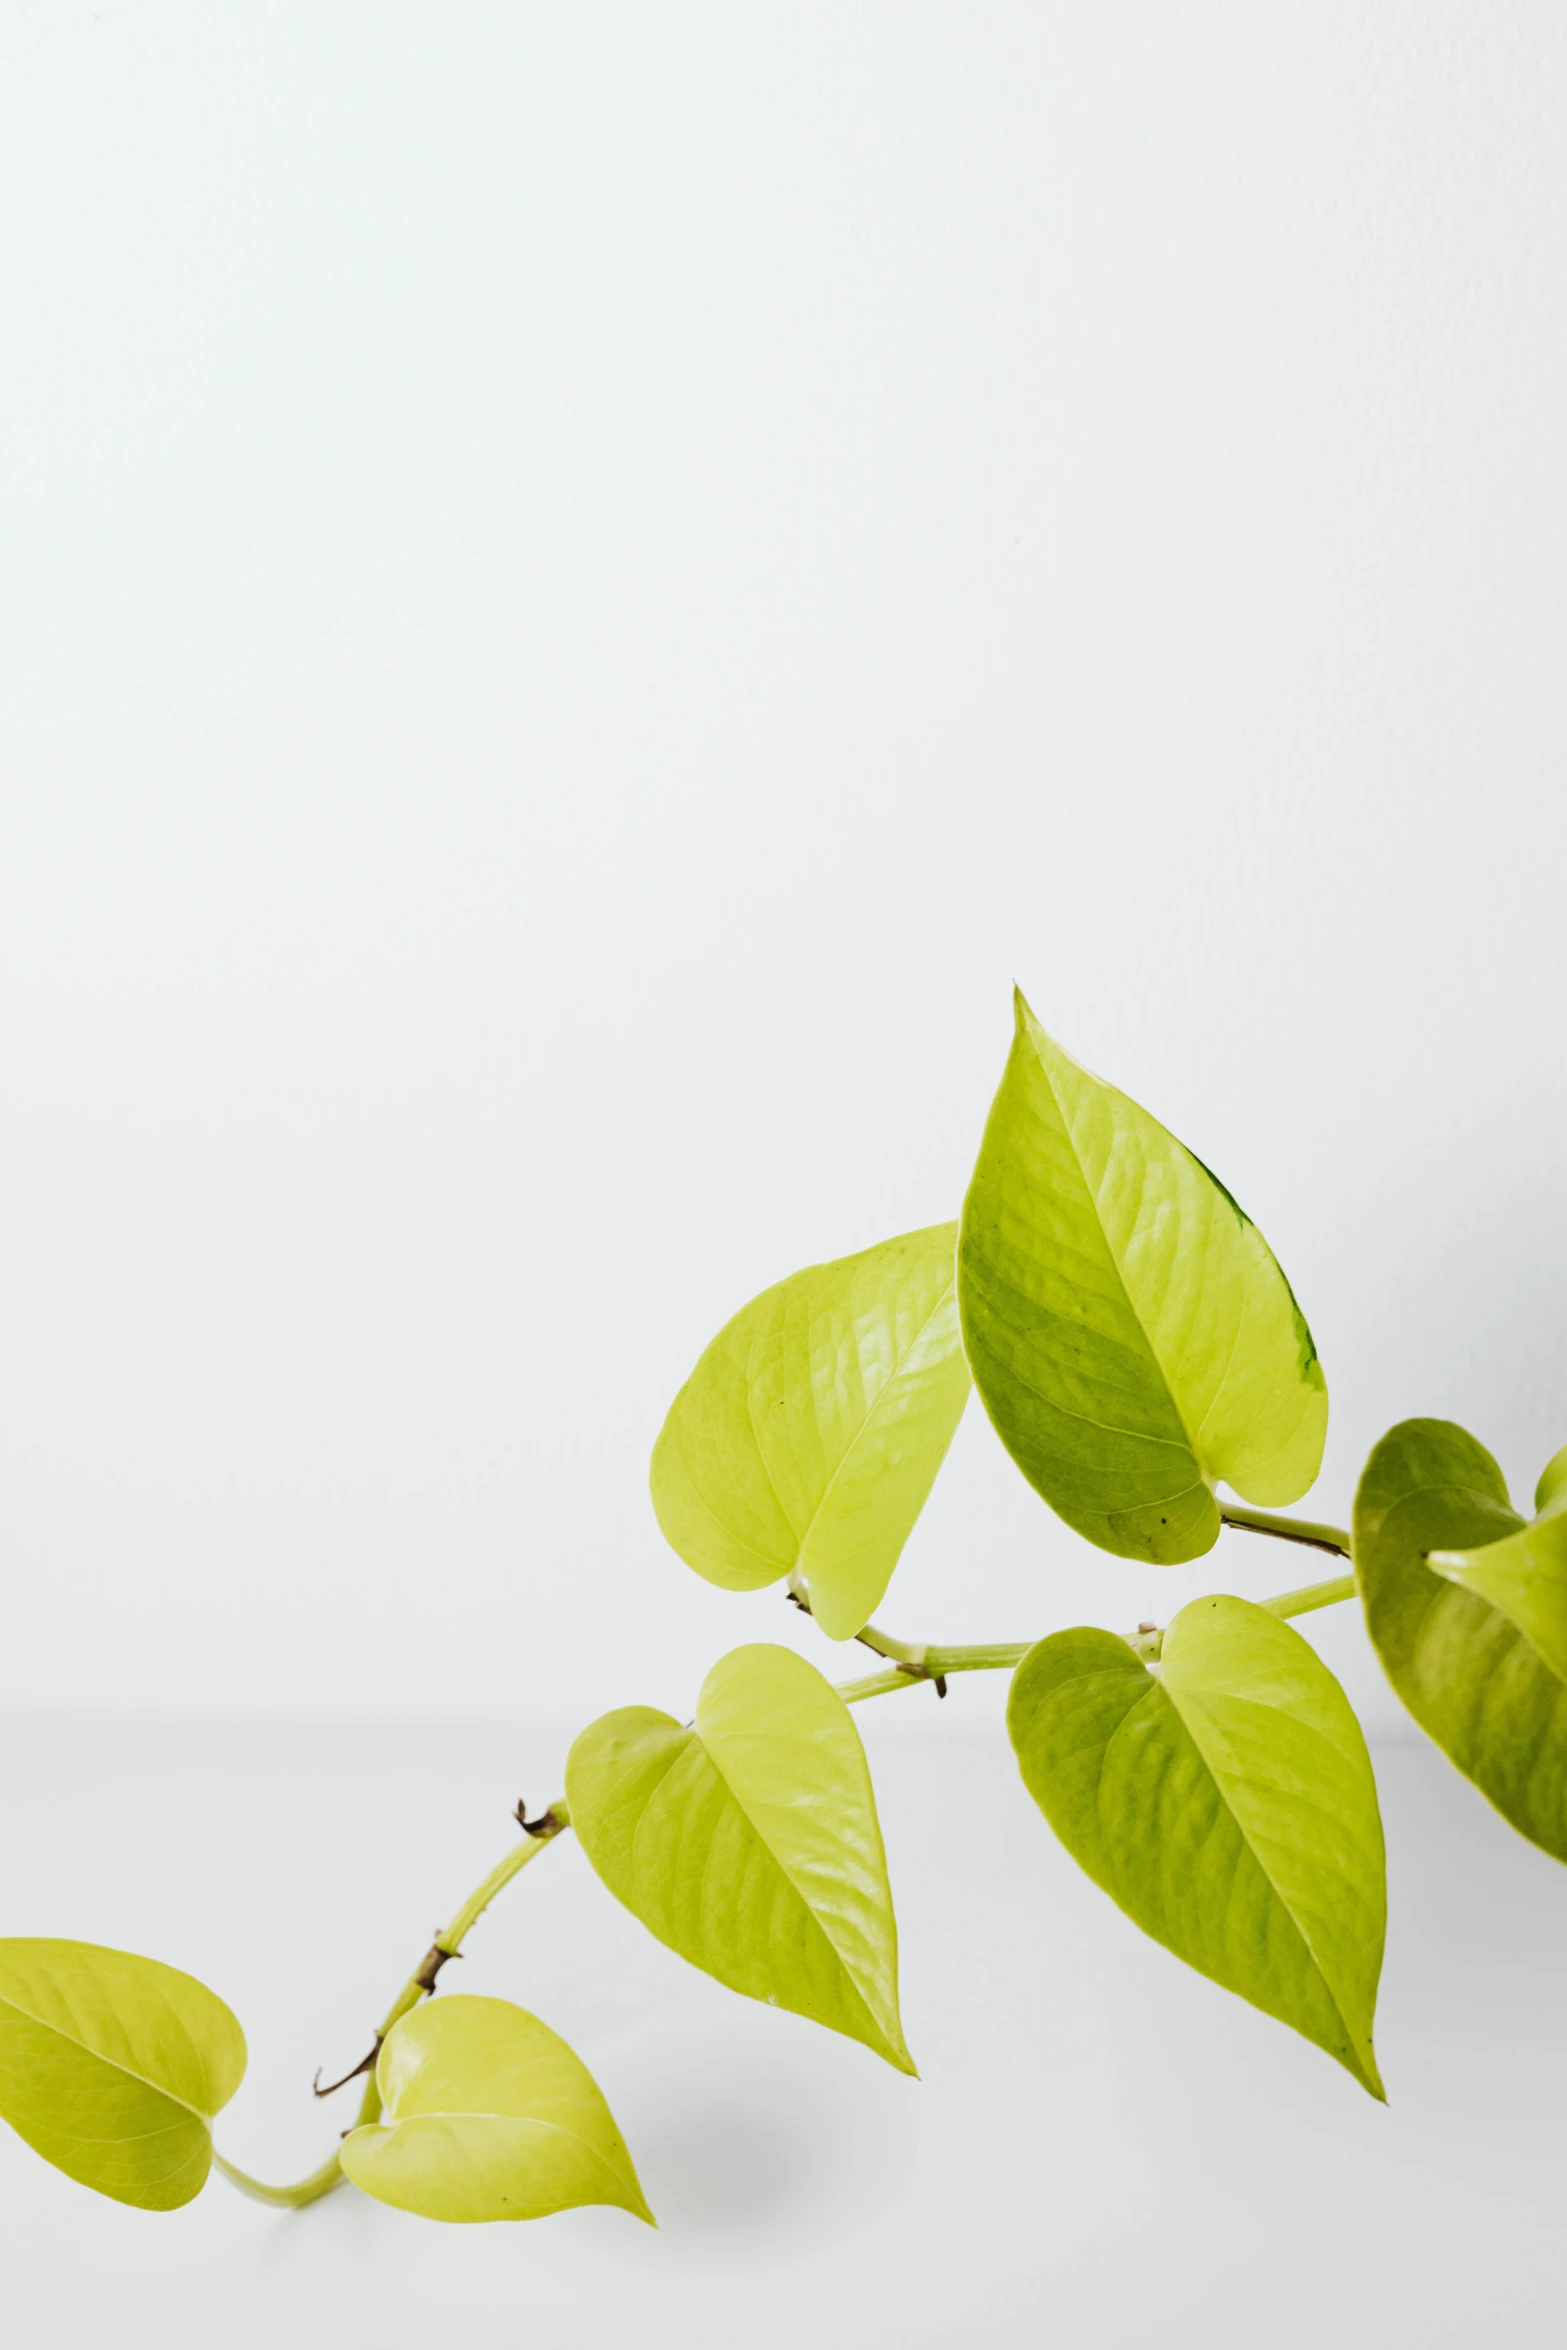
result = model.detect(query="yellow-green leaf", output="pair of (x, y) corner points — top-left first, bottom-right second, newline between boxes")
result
(566, 1643), (913, 2073)
(340, 1996), (652, 2226)
(1355, 1417), (1567, 1860)
(0, 1939), (246, 2209)
(650, 1223), (969, 1638)
(1426, 1441), (1567, 1683)
(1008, 1598), (1385, 2093)
(959, 992), (1326, 1562)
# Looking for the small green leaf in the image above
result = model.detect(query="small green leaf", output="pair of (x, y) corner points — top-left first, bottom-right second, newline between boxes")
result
(958, 992), (1327, 1563)
(1428, 1510), (1567, 1683)
(340, 1996), (652, 2226)
(1536, 1442), (1567, 1515)
(0, 1939), (246, 2209)
(566, 1643), (913, 2073)
(1356, 1418), (1567, 1860)
(1531, 1438), (1567, 1513)
(650, 1223), (969, 1638)
(1008, 1597), (1385, 2093)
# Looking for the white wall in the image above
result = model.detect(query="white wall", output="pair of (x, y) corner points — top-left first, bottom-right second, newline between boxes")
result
(5, 3), (1567, 1733)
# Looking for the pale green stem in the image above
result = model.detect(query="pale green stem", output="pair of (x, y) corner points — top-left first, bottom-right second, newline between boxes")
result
(441, 1812), (572, 1959)
(838, 1574), (1358, 1700)
(854, 1620), (929, 1669)
(1220, 1504), (1352, 1560)
(837, 1642), (1033, 1705)
(211, 2149), (346, 2210)
(214, 1807), (572, 2199)
(838, 1666), (925, 1704)
(352, 1808), (573, 2130)
(1260, 1572), (1357, 1621)
(791, 1573), (928, 1669)
(925, 1641), (1032, 1675)
(217, 1519), (1361, 2209)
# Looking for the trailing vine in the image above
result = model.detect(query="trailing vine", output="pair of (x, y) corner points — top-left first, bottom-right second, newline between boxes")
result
(3, 991), (1561, 2226)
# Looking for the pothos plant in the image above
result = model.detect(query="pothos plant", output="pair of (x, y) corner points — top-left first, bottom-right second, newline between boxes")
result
(4, 989), (1562, 2223)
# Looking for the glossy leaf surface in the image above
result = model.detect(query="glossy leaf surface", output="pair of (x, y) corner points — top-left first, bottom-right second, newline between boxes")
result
(567, 1643), (912, 2072)
(1429, 1508), (1567, 1684)
(1008, 1597), (1385, 2092)
(959, 993), (1326, 1562)
(1356, 1418), (1567, 1860)
(0, 1939), (246, 2209)
(651, 1223), (969, 1637)
(341, 1996), (652, 2226)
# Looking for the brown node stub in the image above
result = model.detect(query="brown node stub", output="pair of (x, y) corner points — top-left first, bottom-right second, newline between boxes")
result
(413, 1941), (460, 1994)
(1137, 1621), (1157, 1635)
(515, 1799), (564, 1839)
(313, 2036), (383, 2099)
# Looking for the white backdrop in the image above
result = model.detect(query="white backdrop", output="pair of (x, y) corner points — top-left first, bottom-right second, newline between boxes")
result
(5, 9), (1567, 2344)
(7, 4), (1567, 1735)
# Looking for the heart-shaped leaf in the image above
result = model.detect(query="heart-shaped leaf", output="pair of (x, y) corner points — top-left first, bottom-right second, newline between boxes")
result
(566, 1643), (913, 2072)
(1008, 1597), (1385, 2093)
(959, 993), (1327, 1562)
(650, 1222), (969, 1638)
(1355, 1418), (1567, 1861)
(340, 1996), (652, 2226)
(0, 1939), (246, 2209)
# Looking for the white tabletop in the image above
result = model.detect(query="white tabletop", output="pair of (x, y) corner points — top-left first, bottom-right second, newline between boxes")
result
(0, 1711), (1558, 2349)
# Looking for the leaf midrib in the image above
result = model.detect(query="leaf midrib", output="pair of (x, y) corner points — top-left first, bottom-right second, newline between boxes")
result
(1020, 1027), (1207, 1479)
(791, 1260), (960, 1567)
(1137, 1672), (1377, 2082)
(373, 2109), (627, 2164)
(0, 1987), (208, 2123)
(692, 1705), (899, 2059)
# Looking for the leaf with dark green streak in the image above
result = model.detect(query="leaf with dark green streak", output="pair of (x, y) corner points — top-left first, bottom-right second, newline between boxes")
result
(958, 991), (1326, 1564)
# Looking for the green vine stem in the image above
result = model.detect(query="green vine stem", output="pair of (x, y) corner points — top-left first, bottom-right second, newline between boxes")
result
(1260, 1572), (1357, 1620)
(215, 1806), (572, 2209)
(835, 1569), (1356, 1700)
(1220, 1504), (1353, 1559)
(836, 1645), (1028, 1705)
(354, 1804), (575, 2120)
(214, 1509), (1357, 2207)
(211, 2147), (346, 2211)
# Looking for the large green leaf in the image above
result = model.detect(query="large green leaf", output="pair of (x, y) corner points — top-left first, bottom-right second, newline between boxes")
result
(650, 1223), (969, 1638)
(958, 993), (1326, 1563)
(341, 1996), (652, 2226)
(0, 1939), (246, 2209)
(1355, 1418), (1567, 1860)
(566, 1642), (913, 2073)
(1008, 1596), (1385, 2093)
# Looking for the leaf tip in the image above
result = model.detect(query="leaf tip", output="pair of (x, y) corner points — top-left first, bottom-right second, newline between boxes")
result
(1351, 2044), (1386, 2103)
(1536, 1441), (1567, 1516)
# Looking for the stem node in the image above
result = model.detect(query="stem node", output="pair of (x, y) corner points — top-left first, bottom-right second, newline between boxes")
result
(515, 1801), (568, 1840)
(312, 2039), (381, 2099)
